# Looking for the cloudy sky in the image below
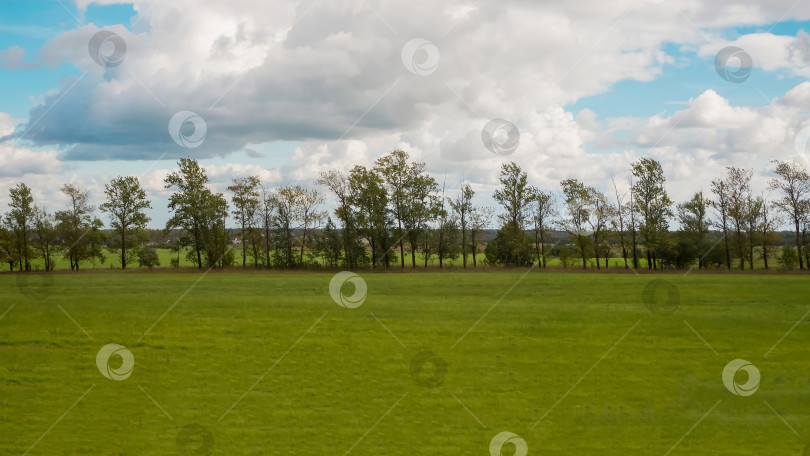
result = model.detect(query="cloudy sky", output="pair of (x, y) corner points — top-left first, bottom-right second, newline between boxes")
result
(2, 0), (810, 227)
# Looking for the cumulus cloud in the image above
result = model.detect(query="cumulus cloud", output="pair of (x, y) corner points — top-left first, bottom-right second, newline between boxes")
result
(0, 46), (36, 70)
(4, 0), (810, 226)
(10, 0), (809, 162)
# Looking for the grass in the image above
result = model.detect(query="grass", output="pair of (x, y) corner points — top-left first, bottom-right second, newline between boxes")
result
(0, 270), (808, 455)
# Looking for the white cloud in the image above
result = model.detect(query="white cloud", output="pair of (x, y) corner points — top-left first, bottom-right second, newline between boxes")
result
(3, 0), (810, 227)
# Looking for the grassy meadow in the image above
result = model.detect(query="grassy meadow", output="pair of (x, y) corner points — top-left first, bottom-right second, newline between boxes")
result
(1, 270), (809, 455)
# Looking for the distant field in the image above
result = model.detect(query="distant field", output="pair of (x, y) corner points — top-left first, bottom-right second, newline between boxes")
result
(1, 271), (809, 455)
(14, 247), (783, 271)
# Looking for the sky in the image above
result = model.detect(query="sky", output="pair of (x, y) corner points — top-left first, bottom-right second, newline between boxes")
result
(2, 0), (810, 228)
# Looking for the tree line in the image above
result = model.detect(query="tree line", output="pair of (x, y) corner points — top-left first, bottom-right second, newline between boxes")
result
(2, 151), (809, 272)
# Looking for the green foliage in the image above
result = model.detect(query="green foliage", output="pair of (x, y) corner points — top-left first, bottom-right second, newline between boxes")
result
(6, 182), (36, 271)
(677, 191), (711, 269)
(137, 246), (161, 269)
(55, 184), (106, 270)
(317, 218), (343, 268)
(484, 221), (534, 266)
(493, 162), (534, 229)
(778, 246), (799, 271)
(349, 165), (393, 267)
(100, 176), (151, 269)
(631, 158), (673, 266)
(558, 245), (575, 268)
(165, 158), (229, 269)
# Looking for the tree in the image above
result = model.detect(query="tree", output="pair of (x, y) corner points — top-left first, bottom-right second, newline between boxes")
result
(318, 169), (361, 268)
(450, 182), (474, 268)
(0, 227), (17, 271)
(349, 166), (391, 268)
(493, 162), (534, 229)
(710, 178), (732, 269)
(469, 205), (493, 267)
(743, 195), (763, 270)
(560, 178), (591, 269)
(484, 221), (533, 266)
(611, 176), (630, 269)
(435, 195), (460, 267)
(631, 158), (672, 270)
(6, 183), (35, 271)
(100, 176), (151, 269)
(297, 188), (325, 264)
(227, 176), (261, 267)
(759, 196), (781, 270)
(402, 173), (440, 268)
(55, 184), (106, 270)
(586, 187), (614, 269)
(137, 246), (161, 269)
(32, 206), (57, 272)
(375, 150), (412, 268)
(165, 158), (229, 269)
(318, 217), (343, 268)
(677, 191), (712, 269)
(722, 167), (754, 270)
(260, 185), (277, 268)
(269, 186), (299, 268)
(199, 191), (231, 268)
(530, 190), (556, 268)
(778, 245), (799, 271)
(769, 160), (810, 270)
(628, 176), (640, 268)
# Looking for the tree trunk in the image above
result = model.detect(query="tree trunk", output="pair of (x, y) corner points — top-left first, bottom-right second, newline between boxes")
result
(300, 227), (307, 265)
(540, 231), (546, 268)
(795, 220), (804, 270)
(631, 228), (638, 269)
(471, 232), (477, 267)
(265, 226), (272, 269)
(242, 226), (247, 267)
(121, 230), (127, 270)
(580, 237), (586, 269)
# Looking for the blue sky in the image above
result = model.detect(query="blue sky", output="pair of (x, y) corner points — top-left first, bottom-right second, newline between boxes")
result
(0, 0), (136, 118)
(2, 0), (810, 227)
(4, 3), (807, 123)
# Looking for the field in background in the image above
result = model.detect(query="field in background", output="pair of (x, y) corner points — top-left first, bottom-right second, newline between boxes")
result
(10, 247), (792, 271)
(1, 271), (809, 455)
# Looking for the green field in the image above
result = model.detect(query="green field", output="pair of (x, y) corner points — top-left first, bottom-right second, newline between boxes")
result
(1, 270), (809, 455)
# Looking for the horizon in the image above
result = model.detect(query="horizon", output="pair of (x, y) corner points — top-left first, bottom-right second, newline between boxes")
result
(2, 1), (810, 229)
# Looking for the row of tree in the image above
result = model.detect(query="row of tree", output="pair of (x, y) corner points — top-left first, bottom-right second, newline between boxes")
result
(484, 158), (807, 271)
(2, 152), (809, 272)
